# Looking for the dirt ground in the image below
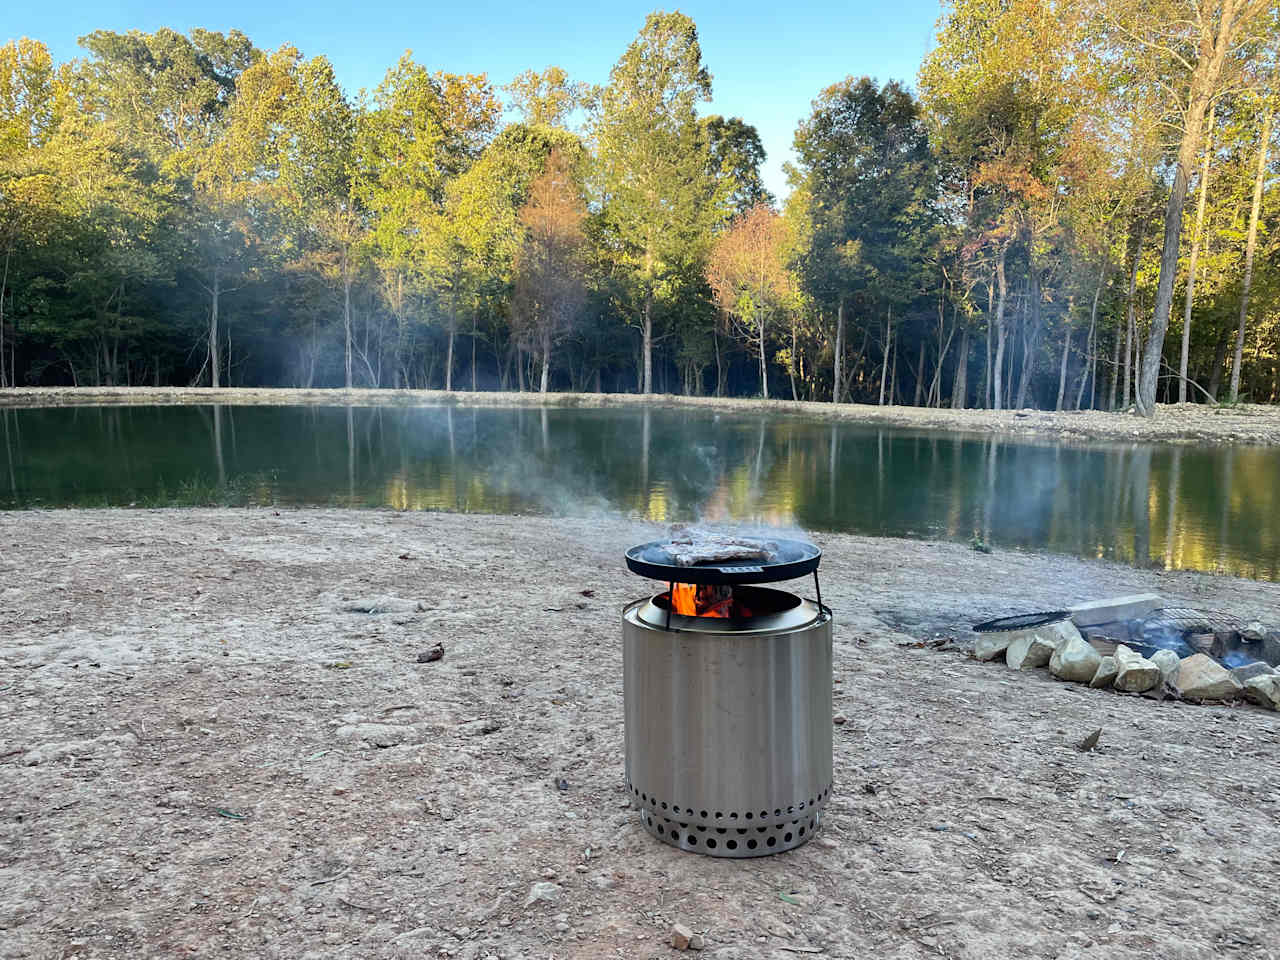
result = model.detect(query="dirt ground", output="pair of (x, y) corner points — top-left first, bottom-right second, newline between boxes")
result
(2, 508), (1278, 960)
(4, 386), (1280, 446)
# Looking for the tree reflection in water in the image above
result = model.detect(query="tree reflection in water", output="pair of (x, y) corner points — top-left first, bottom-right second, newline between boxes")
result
(0, 404), (1276, 581)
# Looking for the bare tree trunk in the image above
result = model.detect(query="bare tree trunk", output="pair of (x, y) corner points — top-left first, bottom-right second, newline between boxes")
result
(1056, 323), (1072, 411)
(1108, 323), (1120, 410)
(209, 271), (221, 388)
(914, 340), (926, 406)
(758, 312), (768, 399)
(1121, 225), (1143, 409)
(1123, 307), (1134, 409)
(1015, 262), (1041, 409)
(343, 256), (353, 390)
(832, 298), (844, 403)
(1179, 103), (1216, 404)
(878, 314), (892, 406)
(539, 338), (551, 394)
(993, 247), (1009, 411)
(1074, 321), (1092, 410)
(471, 313), (478, 392)
(889, 324), (899, 404)
(951, 326), (969, 409)
(845, 325), (868, 402)
(1134, 311), (1142, 401)
(1076, 267), (1104, 410)
(929, 318), (957, 407)
(983, 314), (993, 408)
(713, 326), (723, 398)
(0, 248), (9, 389)
(445, 319), (455, 392)
(1229, 104), (1272, 404)
(1136, 0), (1244, 416)
(789, 319), (798, 401)
(642, 290), (654, 394)
(1089, 330), (1098, 410)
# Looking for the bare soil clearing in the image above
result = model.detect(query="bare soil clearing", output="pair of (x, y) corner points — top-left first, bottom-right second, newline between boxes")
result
(4, 386), (1280, 446)
(1, 509), (1278, 960)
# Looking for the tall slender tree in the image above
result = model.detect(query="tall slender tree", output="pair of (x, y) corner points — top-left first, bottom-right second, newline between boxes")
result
(593, 11), (720, 394)
(1118, 0), (1271, 414)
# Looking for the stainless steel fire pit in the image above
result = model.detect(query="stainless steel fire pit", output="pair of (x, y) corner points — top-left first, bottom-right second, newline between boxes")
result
(622, 539), (833, 858)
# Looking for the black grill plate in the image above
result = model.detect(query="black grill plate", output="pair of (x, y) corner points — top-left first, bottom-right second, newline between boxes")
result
(625, 538), (821, 585)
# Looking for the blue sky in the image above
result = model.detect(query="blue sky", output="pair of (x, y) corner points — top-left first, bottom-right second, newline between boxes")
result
(8, 0), (943, 198)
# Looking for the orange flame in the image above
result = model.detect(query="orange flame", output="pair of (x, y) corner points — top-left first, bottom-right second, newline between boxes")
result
(669, 583), (733, 618)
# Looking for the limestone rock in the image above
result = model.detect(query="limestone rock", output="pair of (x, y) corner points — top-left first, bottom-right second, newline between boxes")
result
(1150, 649), (1181, 685)
(974, 632), (1013, 662)
(523, 882), (561, 908)
(1006, 633), (1056, 670)
(339, 594), (422, 614)
(1049, 636), (1103, 683)
(1264, 635), (1280, 667)
(1112, 645), (1160, 694)
(672, 922), (694, 950)
(1240, 620), (1266, 642)
(1230, 661), (1275, 684)
(333, 723), (413, 748)
(1090, 656), (1118, 689)
(1069, 594), (1160, 628)
(1174, 654), (1243, 701)
(1243, 675), (1280, 711)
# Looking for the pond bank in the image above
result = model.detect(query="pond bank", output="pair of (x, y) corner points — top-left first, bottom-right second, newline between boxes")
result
(2, 508), (1277, 957)
(4, 385), (1280, 445)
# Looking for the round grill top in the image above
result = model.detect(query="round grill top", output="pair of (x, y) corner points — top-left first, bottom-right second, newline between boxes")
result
(625, 537), (821, 585)
(971, 611), (1072, 633)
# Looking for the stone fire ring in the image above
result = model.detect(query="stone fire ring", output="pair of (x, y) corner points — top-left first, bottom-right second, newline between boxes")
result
(968, 598), (1280, 710)
(971, 612), (1081, 671)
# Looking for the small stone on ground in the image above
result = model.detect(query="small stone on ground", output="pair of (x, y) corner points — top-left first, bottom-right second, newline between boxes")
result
(523, 882), (560, 908)
(672, 922), (694, 950)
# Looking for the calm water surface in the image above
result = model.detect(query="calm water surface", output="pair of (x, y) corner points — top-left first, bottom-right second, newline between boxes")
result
(2, 404), (1278, 581)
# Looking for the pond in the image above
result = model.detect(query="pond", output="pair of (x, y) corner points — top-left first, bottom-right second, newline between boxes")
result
(3, 403), (1278, 581)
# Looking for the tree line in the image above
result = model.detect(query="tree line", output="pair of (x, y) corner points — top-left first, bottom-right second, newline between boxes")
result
(1, 3), (1277, 413)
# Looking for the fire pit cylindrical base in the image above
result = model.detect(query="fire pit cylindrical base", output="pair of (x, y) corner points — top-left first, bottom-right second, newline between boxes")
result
(623, 591), (833, 858)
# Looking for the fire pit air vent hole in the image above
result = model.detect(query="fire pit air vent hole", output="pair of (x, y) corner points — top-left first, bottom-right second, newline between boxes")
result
(627, 782), (833, 828)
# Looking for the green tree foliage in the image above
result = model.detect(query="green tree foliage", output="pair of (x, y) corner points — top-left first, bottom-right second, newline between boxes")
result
(592, 10), (723, 394)
(705, 116), (772, 216)
(791, 77), (936, 403)
(1, 8), (1278, 407)
(504, 66), (590, 129)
